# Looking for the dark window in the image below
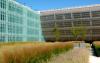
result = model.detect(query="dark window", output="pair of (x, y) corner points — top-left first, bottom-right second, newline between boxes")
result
(92, 11), (100, 17)
(0, 0), (6, 9)
(81, 12), (90, 18)
(0, 11), (6, 21)
(64, 13), (71, 19)
(55, 14), (64, 19)
(73, 13), (81, 18)
(0, 24), (6, 32)
(92, 19), (100, 26)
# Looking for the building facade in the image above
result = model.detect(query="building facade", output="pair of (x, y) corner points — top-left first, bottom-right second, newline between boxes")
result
(0, 0), (44, 42)
(41, 4), (100, 41)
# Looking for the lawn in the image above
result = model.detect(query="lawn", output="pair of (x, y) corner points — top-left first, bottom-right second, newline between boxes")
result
(0, 42), (73, 63)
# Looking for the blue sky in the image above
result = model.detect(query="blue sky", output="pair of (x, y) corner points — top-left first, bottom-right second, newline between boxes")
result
(17, 0), (100, 11)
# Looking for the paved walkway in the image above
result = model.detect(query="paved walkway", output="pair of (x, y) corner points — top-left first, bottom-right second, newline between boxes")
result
(71, 43), (100, 63)
(74, 42), (86, 48)
(89, 56), (100, 63)
(89, 48), (100, 63)
(48, 48), (89, 63)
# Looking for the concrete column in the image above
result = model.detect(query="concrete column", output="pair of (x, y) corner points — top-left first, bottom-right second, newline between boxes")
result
(90, 10), (93, 26)
(5, 0), (9, 42)
(71, 12), (74, 27)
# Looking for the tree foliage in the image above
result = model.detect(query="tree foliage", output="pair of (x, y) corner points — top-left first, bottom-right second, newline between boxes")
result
(71, 22), (87, 41)
(53, 23), (60, 41)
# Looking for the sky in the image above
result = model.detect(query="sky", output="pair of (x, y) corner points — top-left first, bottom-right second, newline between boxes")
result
(16, 0), (100, 11)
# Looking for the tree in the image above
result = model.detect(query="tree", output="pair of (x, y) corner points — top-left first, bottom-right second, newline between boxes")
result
(71, 22), (87, 41)
(71, 26), (81, 41)
(71, 21), (87, 47)
(53, 22), (60, 42)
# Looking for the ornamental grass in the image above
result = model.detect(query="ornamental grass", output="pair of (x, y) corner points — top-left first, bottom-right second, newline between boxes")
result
(0, 42), (73, 63)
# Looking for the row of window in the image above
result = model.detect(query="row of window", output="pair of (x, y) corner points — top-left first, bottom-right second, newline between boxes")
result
(8, 25), (23, 34)
(92, 29), (100, 34)
(27, 19), (35, 26)
(43, 29), (100, 36)
(0, 35), (5, 41)
(73, 21), (90, 26)
(0, 36), (40, 42)
(0, 11), (6, 21)
(27, 11), (40, 19)
(8, 14), (23, 24)
(8, 36), (23, 42)
(41, 11), (100, 21)
(27, 36), (35, 41)
(42, 19), (100, 28)
(9, 2), (23, 15)
(27, 37), (40, 41)
(27, 28), (39, 35)
(27, 11), (35, 18)
(0, 0), (6, 9)
(0, 23), (6, 33)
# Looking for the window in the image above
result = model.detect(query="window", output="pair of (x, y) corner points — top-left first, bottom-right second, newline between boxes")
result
(27, 36), (34, 41)
(73, 20), (90, 26)
(56, 21), (64, 27)
(8, 14), (23, 24)
(42, 22), (55, 28)
(60, 30), (72, 35)
(0, 23), (6, 32)
(92, 29), (100, 34)
(64, 13), (71, 19)
(63, 21), (72, 27)
(40, 16), (47, 21)
(0, 11), (6, 21)
(92, 19), (100, 26)
(27, 19), (34, 26)
(9, 2), (23, 15)
(8, 36), (15, 42)
(73, 13), (81, 18)
(0, 35), (5, 41)
(0, 0), (6, 9)
(16, 36), (23, 41)
(73, 21), (82, 26)
(27, 28), (34, 35)
(46, 15), (54, 20)
(8, 25), (23, 34)
(55, 14), (64, 20)
(41, 15), (54, 21)
(81, 12), (90, 18)
(92, 11), (100, 17)
(43, 31), (53, 35)
(27, 11), (35, 18)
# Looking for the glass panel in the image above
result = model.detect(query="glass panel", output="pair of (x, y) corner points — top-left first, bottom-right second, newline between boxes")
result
(92, 11), (100, 17)
(55, 14), (64, 19)
(81, 12), (90, 18)
(73, 13), (81, 18)
(64, 13), (71, 19)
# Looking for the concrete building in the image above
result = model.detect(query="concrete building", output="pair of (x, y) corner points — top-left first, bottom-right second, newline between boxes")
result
(41, 4), (100, 41)
(0, 0), (43, 42)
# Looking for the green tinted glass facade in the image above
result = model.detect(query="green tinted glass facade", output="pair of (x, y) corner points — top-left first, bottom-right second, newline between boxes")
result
(0, 0), (44, 42)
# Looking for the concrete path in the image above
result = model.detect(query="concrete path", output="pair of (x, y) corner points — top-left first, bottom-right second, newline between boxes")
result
(48, 48), (89, 63)
(89, 48), (100, 63)
(74, 42), (86, 48)
(89, 56), (100, 63)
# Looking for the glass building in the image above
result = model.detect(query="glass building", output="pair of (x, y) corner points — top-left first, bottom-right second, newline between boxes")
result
(0, 0), (44, 42)
(41, 4), (100, 41)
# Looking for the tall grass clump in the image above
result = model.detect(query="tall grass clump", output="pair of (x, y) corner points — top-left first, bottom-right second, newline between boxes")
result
(0, 42), (73, 63)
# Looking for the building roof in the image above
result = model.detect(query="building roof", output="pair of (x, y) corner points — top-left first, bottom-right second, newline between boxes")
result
(40, 4), (100, 15)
